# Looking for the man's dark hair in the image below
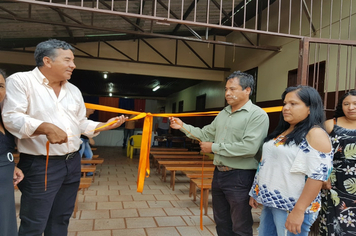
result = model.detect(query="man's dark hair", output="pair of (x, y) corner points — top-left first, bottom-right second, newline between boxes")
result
(226, 71), (255, 95)
(0, 69), (6, 79)
(334, 90), (356, 118)
(34, 39), (75, 67)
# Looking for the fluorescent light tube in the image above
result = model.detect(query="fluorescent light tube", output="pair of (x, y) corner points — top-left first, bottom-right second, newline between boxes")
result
(152, 85), (160, 91)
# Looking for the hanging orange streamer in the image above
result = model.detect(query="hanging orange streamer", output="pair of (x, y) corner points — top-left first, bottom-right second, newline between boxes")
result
(83, 103), (282, 193)
(43, 103), (281, 230)
(41, 102), (280, 231)
(84, 103), (222, 193)
(83, 103), (282, 230)
(45, 141), (50, 191)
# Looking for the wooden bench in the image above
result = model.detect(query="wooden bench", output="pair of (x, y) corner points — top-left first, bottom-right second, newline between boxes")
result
(190, 178), (213, 215)
(161, 162), (214, 182)
(159, 160), (213, 178)
(184, 172), (214, 197)
(81, 165), (96, 178)
(168, 136), (186, 148)
(165, 166), (215, 190)
(81, 158), (103, 182)
(151, 154), (209, 169)
(152, 155), (209, 171)
(73, 177), (92, 218)
(150, 147), (188, 151)
(150, 151), (200, 155)
(81, 158), (104, 165)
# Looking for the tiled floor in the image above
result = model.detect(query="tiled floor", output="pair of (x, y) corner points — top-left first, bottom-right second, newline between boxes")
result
(14, 147), (261, 235)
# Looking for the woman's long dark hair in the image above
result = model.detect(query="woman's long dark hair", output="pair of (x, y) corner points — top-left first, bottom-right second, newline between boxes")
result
(0, 69), (6, 126)
(334, 90), (356, 118)
(265, 85), (325, 145)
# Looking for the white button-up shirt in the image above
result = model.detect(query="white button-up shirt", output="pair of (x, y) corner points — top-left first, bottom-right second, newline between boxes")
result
(2, 67), (100, 156)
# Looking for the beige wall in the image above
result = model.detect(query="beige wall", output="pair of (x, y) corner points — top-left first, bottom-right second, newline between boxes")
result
(166, 80), (226, 112)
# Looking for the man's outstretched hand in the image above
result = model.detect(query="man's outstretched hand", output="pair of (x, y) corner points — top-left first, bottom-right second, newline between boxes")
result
(169, 117), (183, 129)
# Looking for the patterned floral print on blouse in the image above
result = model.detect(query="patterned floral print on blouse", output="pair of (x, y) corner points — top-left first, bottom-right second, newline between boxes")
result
(250, 136), (333, 213)
(319, 124), (356, 236)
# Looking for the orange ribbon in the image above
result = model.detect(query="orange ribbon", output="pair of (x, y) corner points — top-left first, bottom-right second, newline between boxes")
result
(82, 103), (283, 193)
(82, 103), (282, 230)
(45, 103), (282, 230)
(45, 141), (50, 191)
(84, 103), (224, 193)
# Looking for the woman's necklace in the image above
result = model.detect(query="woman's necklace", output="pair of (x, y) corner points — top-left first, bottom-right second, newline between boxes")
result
(274, 129), (292, 145)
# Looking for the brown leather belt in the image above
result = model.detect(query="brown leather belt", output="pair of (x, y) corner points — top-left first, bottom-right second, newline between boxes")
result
(216, 165), (236, 172)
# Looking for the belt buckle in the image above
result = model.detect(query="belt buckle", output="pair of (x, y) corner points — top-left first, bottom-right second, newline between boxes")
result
(222, 166), (229, 171)
(217, 165), (233, 172)
(65, 152), (74, 160)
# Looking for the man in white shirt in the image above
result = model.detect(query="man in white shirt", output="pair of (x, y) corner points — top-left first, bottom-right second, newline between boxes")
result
(2, 39), (127, 236)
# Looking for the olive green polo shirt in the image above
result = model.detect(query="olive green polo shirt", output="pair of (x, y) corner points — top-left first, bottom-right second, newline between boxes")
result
(181, 100), (269, 170)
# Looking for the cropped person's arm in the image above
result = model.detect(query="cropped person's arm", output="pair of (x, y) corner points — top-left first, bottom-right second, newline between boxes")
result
(89, 137), (95, 146)
(321, 119), (334, 189)
(249, 196), (259, 209)
(13, 166), (24, 186)
(324, 119), (334, 134)
(285, 178), (323, 234)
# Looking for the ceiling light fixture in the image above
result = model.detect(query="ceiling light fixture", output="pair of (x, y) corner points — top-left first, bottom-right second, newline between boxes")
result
(108, 82), (114, 92)
(103, 72), (108, 79)
(151, 79), (160, 92)
(152, 85), (160, 92)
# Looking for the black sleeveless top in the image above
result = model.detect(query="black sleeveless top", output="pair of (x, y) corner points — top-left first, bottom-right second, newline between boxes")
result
(0, 127), (15, 167)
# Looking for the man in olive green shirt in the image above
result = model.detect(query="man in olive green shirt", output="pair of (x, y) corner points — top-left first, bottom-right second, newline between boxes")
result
(170, 71), (269, 236)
